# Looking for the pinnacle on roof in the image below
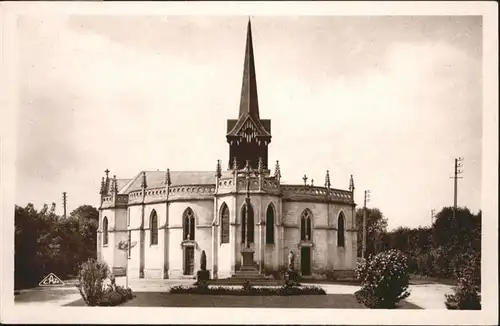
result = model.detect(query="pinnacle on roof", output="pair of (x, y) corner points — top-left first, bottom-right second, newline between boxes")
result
(325, 170), (331, 188)
(165, 169), (171, 186)
(111, 175), (119, 194)
(239, 18), (259, 121)
(141, 171), (147, 189)
(215, 160), (222, 178)
(274, 160), (281, 179)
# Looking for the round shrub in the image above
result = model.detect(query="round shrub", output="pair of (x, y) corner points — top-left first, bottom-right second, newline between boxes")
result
(355, 249), (411, 309)
(108, 291), (123, 306)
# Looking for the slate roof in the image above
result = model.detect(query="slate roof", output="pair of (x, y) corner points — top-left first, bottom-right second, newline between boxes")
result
(105, 178), (132, 194)
(118, 170), (233, 194)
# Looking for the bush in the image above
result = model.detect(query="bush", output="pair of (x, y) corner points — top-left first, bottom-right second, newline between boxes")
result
(99, 273), (134, 306)
(243, 280), (253, 292)
(76, 258), (109, 306)
(355, 250), (411, 309)
(76, 260), (134, 306)
(168, 284), (325, 296)
(450, 250), (481, 286)
(445, 276), (481, 310)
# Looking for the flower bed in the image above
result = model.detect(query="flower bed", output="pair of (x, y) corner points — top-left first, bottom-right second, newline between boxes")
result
(169, 282), (326, 296)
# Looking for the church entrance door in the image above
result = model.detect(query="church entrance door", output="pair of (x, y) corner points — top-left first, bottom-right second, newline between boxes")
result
(300, 247), (311, 276)
(183, 247), (194, 275)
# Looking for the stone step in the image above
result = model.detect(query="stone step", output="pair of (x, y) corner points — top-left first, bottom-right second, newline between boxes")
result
(231, 274), (267, 279)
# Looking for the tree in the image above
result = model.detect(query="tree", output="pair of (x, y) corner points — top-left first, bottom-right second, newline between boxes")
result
(15, 202), (100, 289)
(356, 208), (388, 257)
(70, 205), (99, 225)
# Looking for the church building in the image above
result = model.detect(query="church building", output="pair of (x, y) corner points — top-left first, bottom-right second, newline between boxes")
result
(97, 20), (357, 280)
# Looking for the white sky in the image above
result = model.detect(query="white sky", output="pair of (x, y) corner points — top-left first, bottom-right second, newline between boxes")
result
(14, 15), (482, 230)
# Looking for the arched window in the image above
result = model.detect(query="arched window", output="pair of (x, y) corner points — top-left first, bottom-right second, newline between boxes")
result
(266, 204), (275, 244)
(150, 210), (158, 245)
(241, 203), (254, 244)
(103, 216), (109, 246)
(337, 212), (345, 247)
(220, 203), (230, 244)
(183, 208), (195, 241)
(300, 210), (312, 241)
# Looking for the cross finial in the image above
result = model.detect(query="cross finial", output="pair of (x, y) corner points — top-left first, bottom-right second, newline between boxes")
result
(325, 170), (331, 188)
(302, 174), (308, 186)
(104, 169), (110, 178)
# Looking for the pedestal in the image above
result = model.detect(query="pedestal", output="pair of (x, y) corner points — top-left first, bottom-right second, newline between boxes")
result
(241, 248), (255, 268)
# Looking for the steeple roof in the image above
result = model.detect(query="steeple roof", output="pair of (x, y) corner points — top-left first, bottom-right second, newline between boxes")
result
(239, 19), (259, 120)
(227, 19), (271, 138)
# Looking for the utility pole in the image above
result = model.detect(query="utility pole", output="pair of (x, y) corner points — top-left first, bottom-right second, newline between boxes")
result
(450, 157), (464, 220)
(62, 192), (67, 218)
(362, 190), (370, 259)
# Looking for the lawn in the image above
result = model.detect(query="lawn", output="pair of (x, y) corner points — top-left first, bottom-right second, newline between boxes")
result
(66, 292), (421, 309)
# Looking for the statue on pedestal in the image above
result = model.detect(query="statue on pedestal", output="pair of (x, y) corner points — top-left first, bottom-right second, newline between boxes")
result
(288, 251), (295, 271)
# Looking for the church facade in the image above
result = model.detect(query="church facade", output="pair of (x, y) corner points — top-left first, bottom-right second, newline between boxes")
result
(97, 20), (357, 280)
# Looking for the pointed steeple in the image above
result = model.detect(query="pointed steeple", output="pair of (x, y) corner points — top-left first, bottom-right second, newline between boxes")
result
(239, 18), (259, 120)
(226, 18), (271, 171)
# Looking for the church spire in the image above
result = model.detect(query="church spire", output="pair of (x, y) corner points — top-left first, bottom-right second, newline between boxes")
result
(239, 18), (259, 120)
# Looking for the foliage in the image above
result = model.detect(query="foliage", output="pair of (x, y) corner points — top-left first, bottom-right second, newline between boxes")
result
(99, 273), (134, 306)
(355, 250), (411, 309)
(169, 284), (326, 296)
(445, 275), (481, 310)
(243, 280), (253, 292)
(75, 258), (109, 306)
(15, 203), (99, 289)
(372, 207), (481, 284)
(356, 208), (388, 258)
